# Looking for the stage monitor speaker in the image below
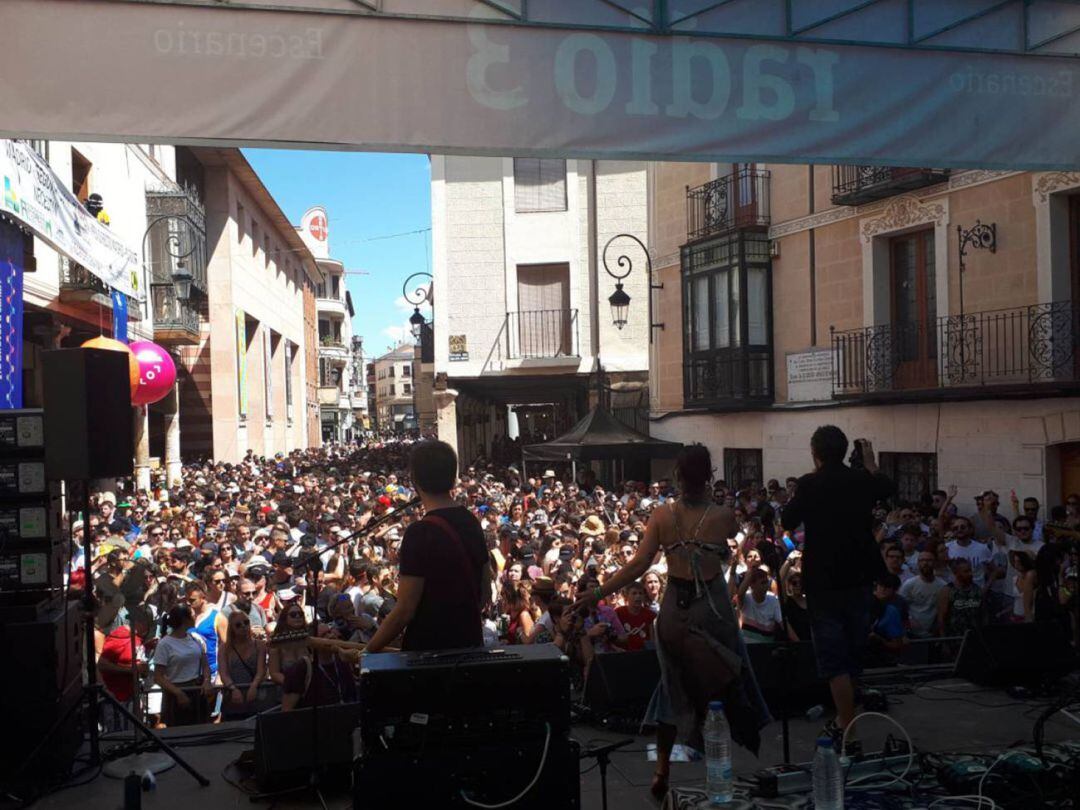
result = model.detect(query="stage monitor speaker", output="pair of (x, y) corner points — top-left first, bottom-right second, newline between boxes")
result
(42, 348), (134, 480)
(955, 621), (1077, 686)
(585, 650), (660, 715)
(254, 702), (364, 792)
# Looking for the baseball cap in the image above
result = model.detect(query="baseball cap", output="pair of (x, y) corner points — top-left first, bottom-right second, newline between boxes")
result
(271, 551), (292, 567)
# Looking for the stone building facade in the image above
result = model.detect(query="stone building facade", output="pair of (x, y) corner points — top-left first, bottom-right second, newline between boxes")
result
(648, 162), (1080, 508)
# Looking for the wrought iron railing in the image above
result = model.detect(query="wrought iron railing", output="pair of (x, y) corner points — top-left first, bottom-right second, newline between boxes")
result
(831, 301), (1080, 396)
(684, 348), (773, 407)
(151, 283), (199, 338)
(320, 336), (346, 348)
(686, 168), (770, 242)
(505, 309), (579, 360)
(145, 186), (208, 294)
(831, 166), (951, 206)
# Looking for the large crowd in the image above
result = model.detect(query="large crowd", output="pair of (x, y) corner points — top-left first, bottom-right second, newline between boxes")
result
(76, 438), (1079, 727)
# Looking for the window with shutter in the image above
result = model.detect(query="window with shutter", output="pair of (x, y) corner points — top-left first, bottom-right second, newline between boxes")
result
(515, 263), (572, 356)
(513, 158), (567, 213)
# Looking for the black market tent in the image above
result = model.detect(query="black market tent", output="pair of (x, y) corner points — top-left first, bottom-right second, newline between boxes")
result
(524, 406), (683, 462)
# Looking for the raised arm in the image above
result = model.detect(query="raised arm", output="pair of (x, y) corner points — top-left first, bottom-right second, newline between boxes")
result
(939, 485), (957, 529)
(571, 512), (661, 612)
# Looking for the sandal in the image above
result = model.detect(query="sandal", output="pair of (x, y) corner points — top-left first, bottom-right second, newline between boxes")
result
(650, 770), (670, 800)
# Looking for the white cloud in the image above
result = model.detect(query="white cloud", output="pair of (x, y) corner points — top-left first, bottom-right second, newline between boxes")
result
(382, 324), (410, 344)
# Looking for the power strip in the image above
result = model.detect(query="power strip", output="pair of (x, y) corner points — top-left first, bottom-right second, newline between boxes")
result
(751, 753), (915, 797)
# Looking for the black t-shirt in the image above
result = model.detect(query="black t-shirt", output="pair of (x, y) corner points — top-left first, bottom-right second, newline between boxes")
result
(781, 462), (893, 594)
(398, 507), (487, 651)
(783, 596), (811, 641)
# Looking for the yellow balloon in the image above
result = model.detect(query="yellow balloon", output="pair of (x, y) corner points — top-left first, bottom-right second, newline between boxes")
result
(81, 336), (140, 400)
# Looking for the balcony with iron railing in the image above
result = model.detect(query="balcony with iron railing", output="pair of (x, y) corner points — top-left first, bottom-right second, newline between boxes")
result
(686, 168), (770, 243)
(504, 309), (579, 360)
(319, 335), (350, 360)
(684, 348), (773, 409)
(59, 257), (141, 320)
(151, 283), (200, 344)
(831, 166), (951, 206)
(831, 301), (1080, 398)
(146, 186), (208, 295)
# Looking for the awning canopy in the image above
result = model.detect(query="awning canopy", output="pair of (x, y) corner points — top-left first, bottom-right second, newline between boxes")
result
(525, 406), (683, 462)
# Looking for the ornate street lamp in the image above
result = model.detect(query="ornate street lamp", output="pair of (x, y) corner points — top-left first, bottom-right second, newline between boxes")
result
(602, 233), (664, 335)
(171, 259), (194, 302)
(402, 271), (433, 341)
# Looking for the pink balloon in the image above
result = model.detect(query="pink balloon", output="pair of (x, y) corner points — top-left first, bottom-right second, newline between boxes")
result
(128, 340), (177, 406)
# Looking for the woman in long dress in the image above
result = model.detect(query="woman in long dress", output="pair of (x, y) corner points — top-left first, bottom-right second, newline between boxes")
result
(573, 445), (769, 798)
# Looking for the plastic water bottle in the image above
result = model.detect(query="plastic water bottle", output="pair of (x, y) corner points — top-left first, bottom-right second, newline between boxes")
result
(703, 700), (733, 805)
(812, 736), (844, 810)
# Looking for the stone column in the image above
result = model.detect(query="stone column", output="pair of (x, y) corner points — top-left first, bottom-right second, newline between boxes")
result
(164, 385), (182, 489)
(133, 405), (151, 492)
(433, 388), (459, 456)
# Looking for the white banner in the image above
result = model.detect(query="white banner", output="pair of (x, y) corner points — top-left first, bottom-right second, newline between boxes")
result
(0, 139), (141, 299)
(3, 2), (1080, 170)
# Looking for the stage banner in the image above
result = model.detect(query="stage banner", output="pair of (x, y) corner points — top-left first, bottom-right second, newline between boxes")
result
(111, 289), (129, 343)
(3, 1), (1080, 169)
(0, 139), (141, 299)
(236, 309), (248, 417)
(0, 221), (25, 409)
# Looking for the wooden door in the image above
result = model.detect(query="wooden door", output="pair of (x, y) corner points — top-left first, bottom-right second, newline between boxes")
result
(890, 230), (937, 389)
(1060, 443), (1080, 504)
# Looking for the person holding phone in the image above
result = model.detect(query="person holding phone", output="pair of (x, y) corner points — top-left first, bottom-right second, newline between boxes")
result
(781, 426), (893, 753)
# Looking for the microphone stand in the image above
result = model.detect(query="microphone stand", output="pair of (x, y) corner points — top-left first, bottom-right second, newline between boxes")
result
(273, 499), (420, 804)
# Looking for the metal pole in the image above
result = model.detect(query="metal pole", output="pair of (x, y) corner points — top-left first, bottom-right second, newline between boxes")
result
(79, 480), (100, 764)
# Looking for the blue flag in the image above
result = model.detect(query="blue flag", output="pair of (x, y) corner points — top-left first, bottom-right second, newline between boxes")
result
(0, 222), (24, 409)
(111, 288), (128, 343)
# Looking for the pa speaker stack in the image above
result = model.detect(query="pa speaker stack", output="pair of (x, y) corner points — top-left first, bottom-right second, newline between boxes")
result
(0, 408), (82, 794)
(355, 645), (579, 809)
(0, 409), (64, 599)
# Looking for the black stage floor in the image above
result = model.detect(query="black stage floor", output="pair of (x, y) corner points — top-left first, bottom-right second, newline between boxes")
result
(29, 677), (1080, 810)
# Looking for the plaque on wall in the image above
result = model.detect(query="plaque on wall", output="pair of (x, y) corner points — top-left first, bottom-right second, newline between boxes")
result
(448, 334), (469, 361)
(786, 349), (833, 403)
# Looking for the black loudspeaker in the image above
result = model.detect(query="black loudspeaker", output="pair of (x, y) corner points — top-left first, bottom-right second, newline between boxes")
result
(955, 622), (1078, 686)
(0, 600), (85, 791)
(585, 650), (660, 715)
(42, 348), (134, 480)
(356, 646), (578, 809)
(354, 733), (580, 810)
(254, 703), (364, 792)
(746, 641), (829, 715)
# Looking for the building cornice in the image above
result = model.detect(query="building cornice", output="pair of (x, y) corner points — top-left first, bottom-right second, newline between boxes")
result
(767, 169), (1018, 241)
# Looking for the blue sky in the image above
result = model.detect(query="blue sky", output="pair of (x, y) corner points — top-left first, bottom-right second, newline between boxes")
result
(243, 148), (431, 358)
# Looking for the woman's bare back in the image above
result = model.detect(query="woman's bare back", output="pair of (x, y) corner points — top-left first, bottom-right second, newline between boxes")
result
(651, 500), (737, 580)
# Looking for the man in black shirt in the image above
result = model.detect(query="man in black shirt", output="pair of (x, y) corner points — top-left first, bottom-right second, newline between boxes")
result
(781, 426), (893, 742)
(365, 441), (490, 653)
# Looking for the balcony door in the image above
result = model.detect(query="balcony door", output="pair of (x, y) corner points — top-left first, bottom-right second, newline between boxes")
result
(516, 263), (570, 357)
(730, 162), (759, 226)
(890, 230), (937, 389)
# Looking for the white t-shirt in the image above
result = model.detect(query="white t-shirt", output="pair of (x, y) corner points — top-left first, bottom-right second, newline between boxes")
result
(947, 540), (993, 586)
(740, 591), (782, 635)
(153, 634), (205, 683)
(899, 575), (947, 635)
